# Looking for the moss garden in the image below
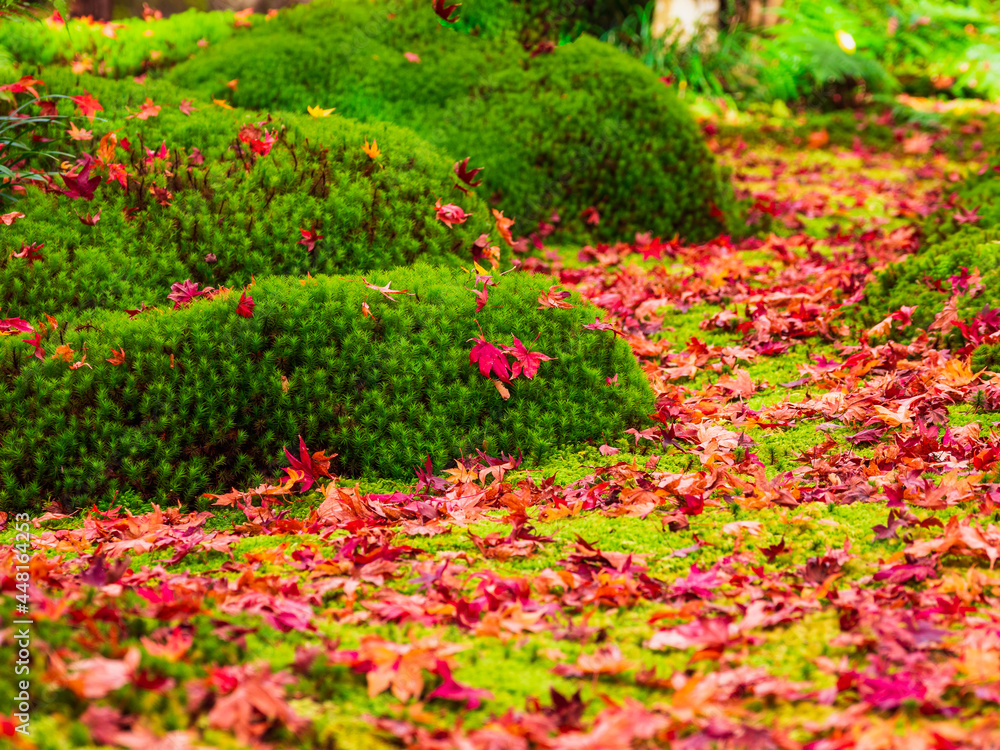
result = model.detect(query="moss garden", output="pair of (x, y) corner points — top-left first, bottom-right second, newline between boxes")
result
(5, 1), (1000, 749)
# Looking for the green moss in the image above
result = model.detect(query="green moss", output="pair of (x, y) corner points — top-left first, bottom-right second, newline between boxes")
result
(858, 161), (1000, 332)
(165, 0), (739, 242)
(0, 265), (655, 511)
(2, 71), (495, 321)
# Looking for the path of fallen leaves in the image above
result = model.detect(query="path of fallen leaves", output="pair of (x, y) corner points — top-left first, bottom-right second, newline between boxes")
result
(4, 122), (1000, 749)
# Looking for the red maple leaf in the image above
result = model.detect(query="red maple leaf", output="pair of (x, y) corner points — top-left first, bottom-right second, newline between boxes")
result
(236, 290), (254, 318)
(282, 435), (334, 492)
(149, 185), (173, 206)
(298, 226), (323, 252)
(468, 334), (511, 382)
(144, 140), (169, 166)
(77, 209), (101, 226)
(433, 0), (460, 23)
(21, 332), (45, 360)
(106, 164), (128, 189)
(508, 334), (553, 380)
(13, 242), (44, 266)
(127, 97), (161, 120)
(453, 157), (483, 187)
(0, 75), (44, 99)
(60, 155), (102, 201)
(72, 90), (103, 119)
(582, 206), (600, 226)
(465, 282), (489, 312)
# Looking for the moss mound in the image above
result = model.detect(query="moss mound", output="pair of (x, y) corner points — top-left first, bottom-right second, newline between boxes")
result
(859, 164), (1000, 332)
(165, 0), (737, 242)
(0, 265), (654, 511)
(0, 8), (239, 78)
(2, 72), (495, 321)
(452, 0), (634, 45)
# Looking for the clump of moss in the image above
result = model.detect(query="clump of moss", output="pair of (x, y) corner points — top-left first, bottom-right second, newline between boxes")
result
(858, 162), (1000, 333)
(0, 264), (655, 511)
(2, 72), (494, 321)
(165, 0), (739, 242)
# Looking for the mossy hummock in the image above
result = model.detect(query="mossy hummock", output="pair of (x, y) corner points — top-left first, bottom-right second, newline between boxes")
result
(0, 265), (655, 511)
(861, 162), (1000, 333)
(165, 0), (739, 242)
(2, 72), (495, 321)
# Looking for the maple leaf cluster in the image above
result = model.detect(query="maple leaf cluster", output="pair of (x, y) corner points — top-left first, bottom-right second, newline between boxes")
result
(468, 330), (553, 397)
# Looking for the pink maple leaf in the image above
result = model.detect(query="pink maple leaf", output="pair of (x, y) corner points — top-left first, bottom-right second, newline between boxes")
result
(298, 226), (323, 252)
(1, 317), (35, 334)
(362, 277), (413, 301)
(167, 279), (207, 309)
(144, 140), (169, 166)
(953, 206), (982, 225)
(468, 334), (511, 382)
(584, 316), (616, 333)
(434, 198), (471, 228)
(427, 660), (493, 710)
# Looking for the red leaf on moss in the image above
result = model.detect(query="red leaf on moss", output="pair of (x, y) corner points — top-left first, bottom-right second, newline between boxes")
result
(427, 660), (492, 709)
(433, 0), (460, 23)
(236, 291), (254, 318)
(167, 279), (207, 309)
(72, 90), (103, 119)
(298, 226), (323, 252)
(508, 335), (552, 380)
(453, 157), (483, 187)
(468, 335), (511, 382)
(283, 435), (334, 492)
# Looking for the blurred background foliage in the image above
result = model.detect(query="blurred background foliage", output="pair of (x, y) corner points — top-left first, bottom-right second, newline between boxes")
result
(5, 0), (1000, 111)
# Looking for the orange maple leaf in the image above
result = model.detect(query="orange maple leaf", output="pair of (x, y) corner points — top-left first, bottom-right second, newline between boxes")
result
(492, 209), (515, 247)
(362, 137), (381, 160)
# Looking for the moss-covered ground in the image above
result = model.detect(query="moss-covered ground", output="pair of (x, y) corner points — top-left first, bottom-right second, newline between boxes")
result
(4, 11), (1000, 750)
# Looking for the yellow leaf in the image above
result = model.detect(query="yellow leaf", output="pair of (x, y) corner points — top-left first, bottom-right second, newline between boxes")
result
(308, 105), (336, 118)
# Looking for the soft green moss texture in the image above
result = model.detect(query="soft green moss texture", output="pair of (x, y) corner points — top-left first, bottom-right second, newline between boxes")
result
(163, 0), (739, 242)
(0, 266), (655, 511)
(2, 71), (496, 320)
(860, 162), (1000, 331)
